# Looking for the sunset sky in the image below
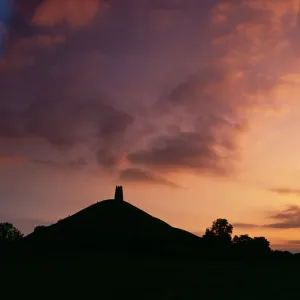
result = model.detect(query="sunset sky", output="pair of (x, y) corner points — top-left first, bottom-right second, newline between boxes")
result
(1, 0), (300, 252)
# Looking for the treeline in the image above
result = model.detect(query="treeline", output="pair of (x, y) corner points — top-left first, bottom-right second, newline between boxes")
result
(200, 218), (299, 261)
(0, 220), (299, 261)
(200, 218), (270, 260)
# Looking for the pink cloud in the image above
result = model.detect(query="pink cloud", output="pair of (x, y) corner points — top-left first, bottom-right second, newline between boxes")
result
(0, 155), (28, 166)
(0, 34), (65, 70)
(32, 0), (105, 28)
(0, 0), (106, 70)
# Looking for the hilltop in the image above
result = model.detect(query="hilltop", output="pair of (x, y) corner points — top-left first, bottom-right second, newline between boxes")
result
(23, 198), (202, 256)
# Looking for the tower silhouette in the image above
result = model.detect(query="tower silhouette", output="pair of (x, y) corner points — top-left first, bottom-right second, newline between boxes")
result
(114, 186), (123, 201)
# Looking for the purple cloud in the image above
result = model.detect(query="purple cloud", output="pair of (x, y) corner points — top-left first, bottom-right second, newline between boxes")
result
(120, 168), (180, 188)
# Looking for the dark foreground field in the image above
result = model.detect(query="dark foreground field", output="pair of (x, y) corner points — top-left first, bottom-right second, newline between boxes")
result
(3, 252), (299, 299)
(2, 200), (298, 299)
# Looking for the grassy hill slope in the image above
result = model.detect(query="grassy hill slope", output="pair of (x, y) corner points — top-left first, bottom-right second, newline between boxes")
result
(24, 199), (202, 254)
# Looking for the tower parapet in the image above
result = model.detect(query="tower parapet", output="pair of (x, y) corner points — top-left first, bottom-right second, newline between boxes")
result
(114, 186), (123, 201)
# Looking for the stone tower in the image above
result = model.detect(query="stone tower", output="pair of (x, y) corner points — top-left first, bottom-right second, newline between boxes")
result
(114, 186), (123, 201)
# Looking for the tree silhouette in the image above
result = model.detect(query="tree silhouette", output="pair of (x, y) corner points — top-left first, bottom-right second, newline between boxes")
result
(203, 218), (232, 238)
(210, 218), (233, 237)
(202, 220), (273, 259)
(0, 222), (23, 245)
(233, 234), (253, 258)
(233, 234), (271, 258)
(202, 218), (233, 248)
(233, 234), (252, 245)
(251, 237), (271, 256)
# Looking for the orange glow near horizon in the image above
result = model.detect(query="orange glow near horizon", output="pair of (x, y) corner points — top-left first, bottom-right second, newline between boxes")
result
(0, 0), (300, 252)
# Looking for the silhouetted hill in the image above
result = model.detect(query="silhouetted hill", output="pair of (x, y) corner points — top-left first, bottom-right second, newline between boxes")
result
(23, 199), (202, 256)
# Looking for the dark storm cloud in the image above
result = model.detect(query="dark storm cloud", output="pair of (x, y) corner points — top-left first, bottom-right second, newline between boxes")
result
(269, 188), (300, 197)
(119, 168), (180, 188)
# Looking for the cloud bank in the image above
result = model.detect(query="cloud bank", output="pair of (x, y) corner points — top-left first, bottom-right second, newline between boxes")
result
(269, 188), (300, 197)
(234, 205), (300, 229)
(1, 0), (300, 186)
(120, 168), (180, 188)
